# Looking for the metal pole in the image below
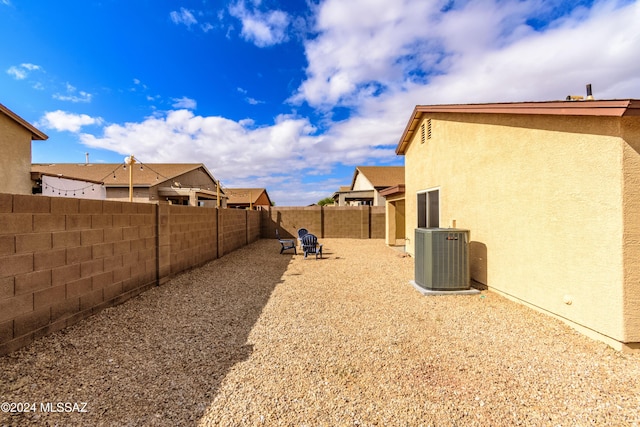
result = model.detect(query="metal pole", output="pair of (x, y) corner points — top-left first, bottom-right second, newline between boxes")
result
(216, 180), (220, 207)
(126, 154), (135, 202)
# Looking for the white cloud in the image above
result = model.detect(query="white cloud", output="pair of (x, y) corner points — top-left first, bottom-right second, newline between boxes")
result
(229, 0), (290, 47)
(171, 96), (197, 109)
(170, 7), (197, 27)
(6, 63), (41, 80)
(170, 8), (215, 33)
(411, 0), (640, 104)
(39, 110), (103, 132)
(7, 67), (27, 80)
(246, 97), (263, 105)
(292, 0), (640, 109)
(53, 83), (92, 103)
(79, 109), (321, 181)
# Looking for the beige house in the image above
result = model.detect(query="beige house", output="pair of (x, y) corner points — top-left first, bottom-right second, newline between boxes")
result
(333, 166), (404, 206)
(396, 99), (640, 352)
(226, 188), (272, 210)
(0, 103), (48, 195)
(31, 163), (226, 206)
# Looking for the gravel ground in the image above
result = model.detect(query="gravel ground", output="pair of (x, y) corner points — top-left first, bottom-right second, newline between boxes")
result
(1, 238), (639, 426)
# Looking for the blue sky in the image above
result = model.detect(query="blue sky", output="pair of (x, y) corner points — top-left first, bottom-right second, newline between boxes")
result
(2, 0), (639, 206)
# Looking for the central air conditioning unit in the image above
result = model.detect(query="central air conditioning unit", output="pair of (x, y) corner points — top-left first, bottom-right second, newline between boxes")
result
(414, 228), (470, 291)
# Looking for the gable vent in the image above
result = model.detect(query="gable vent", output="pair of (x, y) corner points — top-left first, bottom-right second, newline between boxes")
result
(420, 119), (432, 144)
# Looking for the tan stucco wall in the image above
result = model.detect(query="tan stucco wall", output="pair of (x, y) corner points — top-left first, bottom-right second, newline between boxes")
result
(385, 194), (405, 245)
(0, 113), (33, 195)
(404, 112), (636, 349)
(621, 117), (640, 346)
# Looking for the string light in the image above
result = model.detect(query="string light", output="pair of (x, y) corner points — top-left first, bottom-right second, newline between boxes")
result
(40, 159), (179, 198)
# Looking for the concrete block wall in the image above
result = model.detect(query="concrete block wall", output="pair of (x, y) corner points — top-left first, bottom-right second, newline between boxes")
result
(247, 210), (261, 244)
(163, 204), (218, 277)
(370, 206), (385, 239)
(324, 206), (367, 238)
(0, 194), (157, 355)
(219, 209), (250, 256)
(263, 206), (385, 239)
(262, 206), (323, 239)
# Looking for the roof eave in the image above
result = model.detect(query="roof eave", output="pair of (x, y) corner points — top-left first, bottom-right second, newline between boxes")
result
(0, 103), (48, 141)
(396, 99), (640, 155)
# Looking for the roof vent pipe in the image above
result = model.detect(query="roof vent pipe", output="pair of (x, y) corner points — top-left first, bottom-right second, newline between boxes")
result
(586, 84), (594, 100)
(85, 152), (89, 164)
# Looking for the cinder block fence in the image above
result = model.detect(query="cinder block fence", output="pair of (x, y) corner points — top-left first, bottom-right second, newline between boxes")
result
(0, 193), (383, 355)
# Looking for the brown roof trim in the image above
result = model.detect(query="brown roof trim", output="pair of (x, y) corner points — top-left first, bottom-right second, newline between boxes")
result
(0, 103), (48, 140)
(396, 99), (640, 155)
(31, 171), (104, 185)
(379, 184), (405, 197)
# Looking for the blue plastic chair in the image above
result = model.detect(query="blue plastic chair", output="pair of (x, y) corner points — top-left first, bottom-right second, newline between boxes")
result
(276, 229), (296, 255)
(301, 233), (323, 259)
(297, 228), (309, 248)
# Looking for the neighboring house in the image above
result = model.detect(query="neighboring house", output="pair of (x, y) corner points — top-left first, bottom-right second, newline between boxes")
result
(31, 163), (226, 206)
(330, 186), (351, 205)
(0, 103), (48, 195)
(396, 99), (640, 352)
(225, 188), (272, 210)
(334, 166), (404, 206)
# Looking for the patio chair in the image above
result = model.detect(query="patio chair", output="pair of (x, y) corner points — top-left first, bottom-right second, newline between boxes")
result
(297, 228), (309, 248)
(276, 229), (296, 255)
(301, 233), (323, 259)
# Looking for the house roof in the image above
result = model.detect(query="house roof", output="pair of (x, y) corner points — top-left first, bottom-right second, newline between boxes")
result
(31, 163), (221, 190)
(0, 103), (48, 140)
(396, 99), (640, 155)
(225, 188), (271, 205)
(350, 166), (405, 189)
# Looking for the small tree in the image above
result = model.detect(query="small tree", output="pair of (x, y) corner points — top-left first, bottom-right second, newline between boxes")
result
(318, 197), (334, 206)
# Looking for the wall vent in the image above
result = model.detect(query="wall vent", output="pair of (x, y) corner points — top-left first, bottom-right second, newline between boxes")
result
(421, 119), (432, 143)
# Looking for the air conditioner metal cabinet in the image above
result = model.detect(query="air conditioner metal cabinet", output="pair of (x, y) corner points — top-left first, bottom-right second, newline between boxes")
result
(414, 228), (470, 291)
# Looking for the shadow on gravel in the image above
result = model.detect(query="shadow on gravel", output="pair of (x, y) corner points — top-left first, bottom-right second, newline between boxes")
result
(0, 239), (291, 426)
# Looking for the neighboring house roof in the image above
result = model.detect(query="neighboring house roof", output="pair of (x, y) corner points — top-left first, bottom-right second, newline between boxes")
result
(0, 103), (48, 140)
(226, 188), (272, 206)
(350, 166), (405, 190)
(31, 163), (222, 192)
(396, 99), (640, 154)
